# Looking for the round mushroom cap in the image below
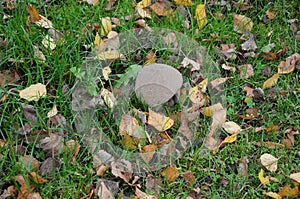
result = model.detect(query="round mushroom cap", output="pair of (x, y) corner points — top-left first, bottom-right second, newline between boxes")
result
(135, 63), (183, 106)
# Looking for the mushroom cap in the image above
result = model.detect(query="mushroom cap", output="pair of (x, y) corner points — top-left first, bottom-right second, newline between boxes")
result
(135, 63), (183, 106)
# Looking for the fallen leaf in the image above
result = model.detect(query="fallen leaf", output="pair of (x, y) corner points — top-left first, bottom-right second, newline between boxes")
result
(261, 43), (276, 53)
(221, 64), (236, 72)
(260, 153), (278, 172)
(201, 103), (224, 117)
(262, 52), (277, 60)
(79, 0), (99, 6)
(195, 4), (208, 29)
(219, 133), (239, 147)
(184, 170), (195, 185)
(150, 1), (173, 17)
(100, 17), (112, 36)
(263, 192), (281, 199)
(19, 83), (46, 101)
(94, 32), (101, 46)
(266, 8), (279, 20)
(100, 88), (116, 108)
(222, 121), (241, 134)
(244, 85), (254, 97)
(135, 187), (157, 199)
(22, 104), (37, 122)
(26, 5), (41, 22)
(148, 108), (174, 132)
(232, 14), (253, 33)
(95, 179), (119, 199)
(189, 81), (207, 103)
(42, 35), (56, 50)
(119, 114), (145, 138)
(136, 7), (152, 19)
(290, 173), (300, 183)
(0, 70), (20, 86)
(161, 167), (179, 182)
(65, 140), (80, 164)
(40, 134), (65, 156)
(241, 33), (257, 51)
(263, 73), (280, 89)
(142, 144), (157, 153)
(96, 165), (109, 176)
(40, 157), (61, 176)
(136, 0), (151, 8)
(278, 53), (300, 74)
(145, 175), (162, 193)
(278, 184), (300, 197)
(111, 159), (132, 182)
(209, 77), (229, 91)
(238, 156), (248, 177)
(15, 175), (34, 198)
(28, 172), (49, 184)
(174, 0), (194, 6)
(105, 0), (116, 10)
(19, 155), (41, 172)
(259, 169), (270, 186)
(47, 104), (58, 118)
(102, 66), (111, 81)
(97, 49), (123, 60)
(181, 57), (201, 71)
(120, 132), (139, 150)
(33, 45), (46, 62)
(252, 141), (284, 149)
(238, 64), (254, 79)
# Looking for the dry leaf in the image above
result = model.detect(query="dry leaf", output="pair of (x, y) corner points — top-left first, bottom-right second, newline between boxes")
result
(47, 105), (58, 118)
(96, 181), (114, 199)
(232, 14), (253, 33)
(100, 88), (116, 108)
(137, 7), (152, 19)
(259, 169), (270, 186)
(219, 133), (239, 147)
(111, 159), (132, 182)
(135, 187), (157, 199)
(33, 46), (46, 62)
(65, 140), (80, 164)
(28, 172), (49, 184)
(0, 70), (20, 86)
(148, 108), (174, 132)
(263, 192), (281, 199)
(262, 52), (277, 60)
(136, 0), (151, 9)
(100, 17), (112, 36)
(35, 15), (53, 29)
(278, 184), (300, 197)
(222, 121), (241, 134)
(96, 165), (109, 176)
(19, 83), (46, 101)
(263, 73), (280, 89)
(161, 167), (179, 182)
(184, 170), (195, 185)
(26, 5), (41, 22)
(97, 49), (123, 60)
(238, 156), (248, 177)
(252, 141), (284, 149)
(209, 77), (229, 91)
(181, 57), (201, 71)
(150, 1), (173, 17)
(95, 179), (119, 199)
(244, 85), (254, 97)
(102, 66), (111, 81)
(260, 153), (278, 172)
(238, 64), (254, 79)
(145, 175), (162, 193)
(119, 114), (145, 138)
(15, 175), (34, 198)
(266, 8), (279, 20)
(201, 103), (224, 117)
(40, 134), (65, 156)
(94, 32), (101, 46)
(290, 173), (300, 183)
(40, 157), (61, 176)
(42, 35), (56, 50)
(174, 0), (194, 6)
(195, 4), (208, 29)
(19, 155), (41, 172)
(278, 53), (300, 74)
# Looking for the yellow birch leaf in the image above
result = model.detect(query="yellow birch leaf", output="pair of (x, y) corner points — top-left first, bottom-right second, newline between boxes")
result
(263, 192), (282, 199)
(174, 0), (194, 6)
(148, 108), (174, 132)
(232, 14), (253, 33)
(220, 133), (239, 145)
(263, 73), (280, 89)
(259, 169), (270, 186)
(19, 83), (46, 101)
(94, 32), (101, 46)
(195, 4), (208, 29)
(100, 17), (112, 36)
(136, 0), (151, 9)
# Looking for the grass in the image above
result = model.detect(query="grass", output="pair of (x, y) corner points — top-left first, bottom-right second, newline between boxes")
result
(0, 0), (299, 198)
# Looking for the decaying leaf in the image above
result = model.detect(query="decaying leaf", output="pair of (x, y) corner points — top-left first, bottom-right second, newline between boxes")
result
(28, 172), (49, 184)
(238, 64), (254, 79)
(161, 167), (179, 182)
(100, 17), (112, 36)
(181, 57), (201, 71)
(238, 156), (248, 177)
(259, 169), (270, 186)
(40, 134), (65, 156)
(262, 52), (277, 60)
(100, 88), (116, 108)
(40, 157), (61, 176)
(195, 4), (208, 29)
(119, 114), (145, 138)
(136, 7), (152, 19)
(252, 141), (284, 149)
(290, 173), (300, 183)
(278, 53), (300, 74)
(184, 170), (195, 185)
(266, 8), (279, 20)
(65, 140), (80, 164)
(222, 121), (241, 134)
(33, 45), (46, 62)
(42, 35), (56, 50)
(136, 0), (151, 9)
(19, 155), (41, 172)
(201, 103), (224, 117)
(95, 179), (119, 199)
(111, 159), (133, 182)
(188, 79), (207, 104)
(278, 184), (300, 197)
(150, 1), (173, 17)
(15, 175), (34, 198)
(263, 73), (280, 89)
(19, 83), (46, 101)
(135, 187), (157, 199)
(147, 108), (174, 132)
(263, 192), (281, 199)
(260, 153), (278, 172)
(174, 0), (194, 6)
(0, 70), (20, 86)
(102, 66), (111, 81)
(47, 104), (58, 118)
(145, 175), (162, 193)
(232, 14), (253, 33)
(97, 49), (123, 60)
(209, 77), (229, 91)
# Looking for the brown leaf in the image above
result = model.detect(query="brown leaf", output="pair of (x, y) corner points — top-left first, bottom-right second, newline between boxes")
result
(263, 73), (280, 89)
(238, 64), (254, 79)
(65, 140), (80, 164)
(260, 153), (278, 172)
(119, 113), (145, 138)
(261, 52), (277, 60)
(111, 159), (132, 182)
(28, 172), (48, 184)
(0, 70), (20, 86)
(148, 108), (174, 132)
(40, 157), (61, 176)
(19, 155), (41, 172)
(278, 184), (300, 197)
(142, 144), (157, 153)
(105, 0), (116, 10)
(184, 170), (195, 185)
(26, 5), (41, 22)
(209, 77), (229, 91)
(27, 192), (43, 199)
(135, 187), (157, 199)
(232, 14), (253, 33)
(161, 167), (179, 182)
(150, 1), (173, 17)
(96, 165), (109, 176)
(120, 133), (139, 150)
(278, 53), (300, 74)
(266, 8), (279, 20)
(252, 141), (284, 149)
(15, 175), (34, 198)
(145, 175), (162, 193)
(40, 134), (65, 156)
(95, 179), (118, 199)
(238, 156), (248, 177)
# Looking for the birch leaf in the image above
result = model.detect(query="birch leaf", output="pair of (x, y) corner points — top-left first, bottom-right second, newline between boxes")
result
(195, 4), (208, 29)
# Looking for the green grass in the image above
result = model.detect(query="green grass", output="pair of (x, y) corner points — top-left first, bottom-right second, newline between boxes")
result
(0, 0), (299, 198)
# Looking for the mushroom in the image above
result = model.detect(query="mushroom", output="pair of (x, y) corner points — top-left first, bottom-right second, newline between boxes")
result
(135, 64), (183, 106)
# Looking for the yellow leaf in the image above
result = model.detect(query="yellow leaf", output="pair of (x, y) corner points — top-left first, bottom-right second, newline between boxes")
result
(259, 169), (270, 186)
(136, 0), (151, 9)
(202, 103), (223, 117)
(136, 7), (152, 19)
(100, 17), (112, 36)
(148, 108), (174, 132)
(97, 49), (123, 60)
(102, 66), (111, 81)
(100, 88), (116, 108)
(232, 14), (253, 33)
(220, 133), (239, 144)
(47, 104), (58, 118)
(263, 73), (280, 89)
(263, 192), (282, 199)
(94, 32), (101, 46)
(174, 0), (194, 6)
(195, 4), (208, 29)
(19, 83), (46, 102)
